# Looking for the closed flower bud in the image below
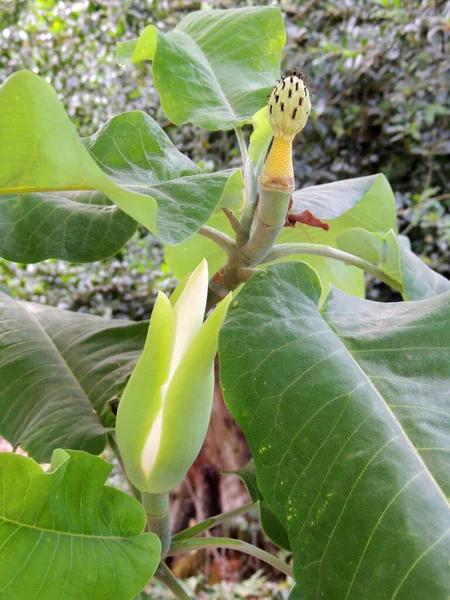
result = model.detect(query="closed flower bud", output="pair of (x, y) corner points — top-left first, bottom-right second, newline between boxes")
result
(260, 71), (311, 191)
(116, 260), (231, 494)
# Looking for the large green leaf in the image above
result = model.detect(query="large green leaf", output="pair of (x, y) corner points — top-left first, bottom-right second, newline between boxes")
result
(116, 7), (285, 131)
(0, 449), (160, 599)
(0, 291), (148, 462)
(0, 71), (240, 262)
(219, 262), (450, 599)
(336, 228), (450, 301)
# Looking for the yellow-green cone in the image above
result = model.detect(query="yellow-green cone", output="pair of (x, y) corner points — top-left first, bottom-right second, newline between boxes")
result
(260, 72), (311, 190)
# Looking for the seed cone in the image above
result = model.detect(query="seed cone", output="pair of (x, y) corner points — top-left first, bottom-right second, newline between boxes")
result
(260, 71), (311, 190)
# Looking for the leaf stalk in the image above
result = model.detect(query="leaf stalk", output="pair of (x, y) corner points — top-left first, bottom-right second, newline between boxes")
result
(168, 537), (293, 578)
(265, 243), (403, 292)
(154, 562), (193, 600)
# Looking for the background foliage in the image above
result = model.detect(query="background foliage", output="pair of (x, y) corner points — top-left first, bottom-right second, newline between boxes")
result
(0, 0), (448, 313)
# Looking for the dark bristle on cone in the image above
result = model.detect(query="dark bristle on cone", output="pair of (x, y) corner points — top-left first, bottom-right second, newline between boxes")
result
(287, 69), (307, 82)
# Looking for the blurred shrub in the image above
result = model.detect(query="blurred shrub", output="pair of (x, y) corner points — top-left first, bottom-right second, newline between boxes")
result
(0, 0), (448, 312)
(284, 0), (449, 278)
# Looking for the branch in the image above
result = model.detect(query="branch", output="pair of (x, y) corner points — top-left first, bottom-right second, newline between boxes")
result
(168, 537), (293, 578)
(264, 243), (403, 292)
(154, 562), (193, 600)
(198, 225), (236, 253)
(173, 502), (256, 541)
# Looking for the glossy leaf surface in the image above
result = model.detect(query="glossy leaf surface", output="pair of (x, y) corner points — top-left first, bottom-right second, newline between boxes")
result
(220, 262), (450, 599)
(116, 7), (285, 130)
(0, 449), (160, 600)
(0, 292), (147, 462)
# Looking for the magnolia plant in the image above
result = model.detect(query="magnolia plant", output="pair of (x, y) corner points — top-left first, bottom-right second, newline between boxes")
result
(0, 6), (449, 600)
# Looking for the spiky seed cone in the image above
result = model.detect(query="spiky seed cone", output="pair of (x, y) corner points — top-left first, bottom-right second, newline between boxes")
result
(260, 72), (311, 190)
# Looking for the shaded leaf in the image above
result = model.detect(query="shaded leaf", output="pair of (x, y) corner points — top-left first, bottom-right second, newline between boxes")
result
(0, 449), (160, 599)
(220, 262), (450, 599)
(0, 292), (148, 462)
(116, 7), (285, 130)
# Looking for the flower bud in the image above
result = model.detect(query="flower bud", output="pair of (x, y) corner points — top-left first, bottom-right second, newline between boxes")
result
(260, 71), (311, 191)
(116, 260), (231, 494)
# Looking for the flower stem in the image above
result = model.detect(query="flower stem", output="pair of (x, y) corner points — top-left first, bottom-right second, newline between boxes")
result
(172, 501), (256, 541)
(154, 562), (193, 600)
(168, 537), (293, 578)
(141, 492), (171, 558)
(264, 243), (403, 292)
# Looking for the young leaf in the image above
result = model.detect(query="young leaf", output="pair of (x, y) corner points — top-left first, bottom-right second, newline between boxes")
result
(0, 292), (148, 462)
(0, 449), (161, 599)
(0, 71), (240, 261)
(116, 7), (285, 130)
(219, 262), (450, 599)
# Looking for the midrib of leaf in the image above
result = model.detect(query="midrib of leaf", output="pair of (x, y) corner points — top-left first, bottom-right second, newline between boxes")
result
(0, 185), (95, 195)
(0, 515), (134, 540)
(19, 303), (103, 429)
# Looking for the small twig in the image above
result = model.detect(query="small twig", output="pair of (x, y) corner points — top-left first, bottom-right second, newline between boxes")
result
(198, 225), (236, 253)
(154, 562), (193, 600)
(173, 501), (257, 541)
(222, 207), (244, 238)
(265, 243), (403, 292)
(168, 537), (293, 578)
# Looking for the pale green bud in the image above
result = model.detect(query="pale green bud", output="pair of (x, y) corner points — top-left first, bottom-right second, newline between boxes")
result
(116, 260), (231, 494)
